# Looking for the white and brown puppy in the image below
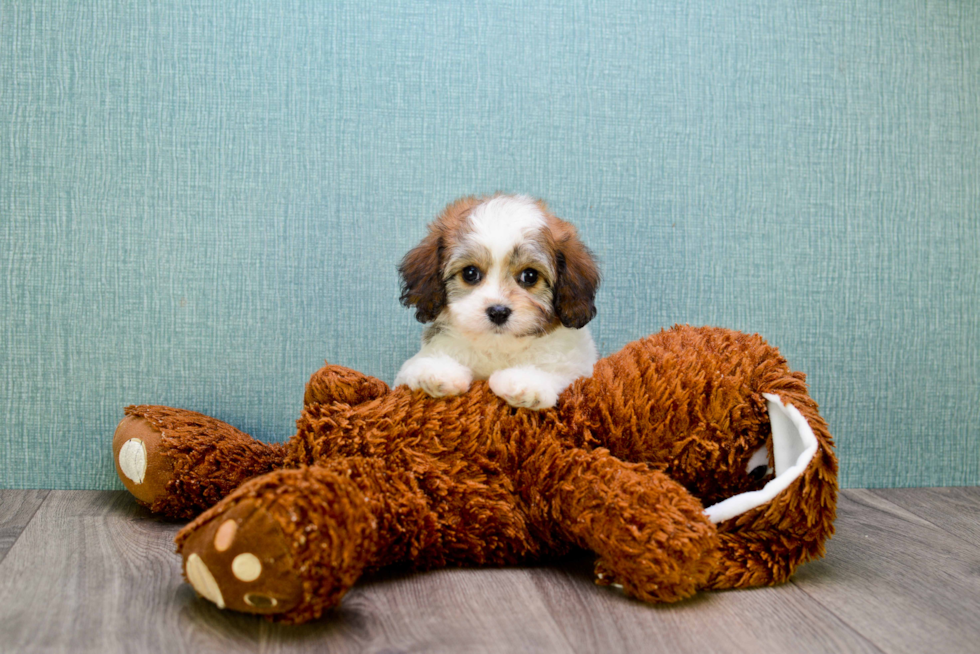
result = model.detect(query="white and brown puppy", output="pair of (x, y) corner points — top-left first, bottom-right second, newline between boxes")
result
(395, 194), (600, 410)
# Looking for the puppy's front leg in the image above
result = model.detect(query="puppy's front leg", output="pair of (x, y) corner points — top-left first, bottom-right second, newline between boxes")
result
(395, 354), (473, 398)
(488, 366), (572, 410)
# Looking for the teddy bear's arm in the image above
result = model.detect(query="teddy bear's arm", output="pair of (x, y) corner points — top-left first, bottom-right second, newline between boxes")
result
(304, 363), (390, 407)
(519, 445), (720, 603)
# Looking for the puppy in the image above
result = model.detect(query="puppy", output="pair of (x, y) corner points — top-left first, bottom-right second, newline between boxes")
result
(395, 194), (600, 410)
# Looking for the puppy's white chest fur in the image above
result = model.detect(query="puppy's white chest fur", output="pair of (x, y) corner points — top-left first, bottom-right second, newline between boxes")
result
(423, 323), (597, 380)
(395, 324), (597, 410)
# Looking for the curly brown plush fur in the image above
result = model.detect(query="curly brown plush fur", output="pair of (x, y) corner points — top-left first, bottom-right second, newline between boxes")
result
(112, 325), (837, 624)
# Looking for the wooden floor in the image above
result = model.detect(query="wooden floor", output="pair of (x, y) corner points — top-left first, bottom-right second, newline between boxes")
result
(0, 488), (978, 654)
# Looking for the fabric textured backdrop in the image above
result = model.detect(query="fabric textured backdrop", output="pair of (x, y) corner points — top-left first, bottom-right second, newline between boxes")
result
(1, 0), (977, 490)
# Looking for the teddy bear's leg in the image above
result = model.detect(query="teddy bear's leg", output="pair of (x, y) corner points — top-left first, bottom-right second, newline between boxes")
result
(112, 406), (286, 519)
(303, 363), (390, 407)
(175, 457), (430, 624)
(525, 447), (721, 603)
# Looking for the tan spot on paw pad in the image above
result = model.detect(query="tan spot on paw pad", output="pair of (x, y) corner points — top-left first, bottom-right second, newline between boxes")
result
(213, 519), (237, 552)
(118, 438), (147, 484)
(231, 552), (262, 582)
(244, 593), (278, 608)
(186, 553), (225, 609)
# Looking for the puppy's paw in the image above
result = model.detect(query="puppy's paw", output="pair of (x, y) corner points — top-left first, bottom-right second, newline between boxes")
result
(489, 367), (559, 410)
(395, 355), (473, 398)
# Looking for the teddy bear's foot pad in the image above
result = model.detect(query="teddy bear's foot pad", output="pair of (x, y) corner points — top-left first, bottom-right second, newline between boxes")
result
(181, 499), (303, 615)
(112, 416), (173, 505)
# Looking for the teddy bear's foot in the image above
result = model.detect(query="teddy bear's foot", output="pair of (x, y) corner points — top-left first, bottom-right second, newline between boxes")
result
(179, 498), (304, 615)
(112, 406), (286, 519)
(176, 463), (385, 623)
(113, 413), (173, 507)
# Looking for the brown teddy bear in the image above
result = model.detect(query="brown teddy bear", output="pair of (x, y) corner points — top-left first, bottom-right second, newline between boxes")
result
(112, 325), (837, 624)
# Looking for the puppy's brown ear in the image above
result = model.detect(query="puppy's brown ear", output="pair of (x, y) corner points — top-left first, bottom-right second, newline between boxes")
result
(553, 228), (600, 329)
(399, 229), (446, 323)
(399, 196), (481, 323)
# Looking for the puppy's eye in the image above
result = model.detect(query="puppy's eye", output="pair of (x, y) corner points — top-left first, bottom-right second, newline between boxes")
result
(518, 268), (538, 287)
(461, 266), (482, 285)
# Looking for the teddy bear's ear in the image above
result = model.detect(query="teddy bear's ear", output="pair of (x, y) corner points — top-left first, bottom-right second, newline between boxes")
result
(702, 394), (820, 523)
(305, 364), (390, 407)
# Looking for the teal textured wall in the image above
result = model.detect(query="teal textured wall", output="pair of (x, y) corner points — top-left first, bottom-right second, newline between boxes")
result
(1, 1), (978, 490)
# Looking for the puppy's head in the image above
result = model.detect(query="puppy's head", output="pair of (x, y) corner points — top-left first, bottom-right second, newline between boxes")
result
(399, 194), (599, 336)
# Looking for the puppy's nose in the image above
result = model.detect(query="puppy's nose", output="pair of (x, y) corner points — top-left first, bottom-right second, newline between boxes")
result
(486, 305), (512, 326)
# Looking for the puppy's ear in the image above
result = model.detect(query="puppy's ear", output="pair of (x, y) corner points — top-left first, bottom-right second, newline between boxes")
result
(553, 229), (600, 329)
(399, 229), (446, 323)
(399, 196), (482, 323)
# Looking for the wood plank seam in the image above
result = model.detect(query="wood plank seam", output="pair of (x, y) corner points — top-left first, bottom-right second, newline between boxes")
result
(786, 488), (980, 654)
(782, 490), (891, 654)
(0, 489), (51, 566)
(867, 488), (980, 548)
(787, 578), (889, 654)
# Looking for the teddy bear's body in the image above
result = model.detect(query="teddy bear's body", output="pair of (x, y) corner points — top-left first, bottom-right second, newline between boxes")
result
(113, 325), (837, 624)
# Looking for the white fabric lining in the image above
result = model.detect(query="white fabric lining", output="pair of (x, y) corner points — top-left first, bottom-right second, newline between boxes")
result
(702, 393), (818, 524)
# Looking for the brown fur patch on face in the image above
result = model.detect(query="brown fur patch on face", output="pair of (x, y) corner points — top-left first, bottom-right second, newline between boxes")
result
(510, 286), (561, 336)
(504, 241), (560, 335)
(535, 200), (601, 329)
(508, 242), (555, 286)
(398, 196), (483, 323)
(445, 244), (493, 280)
